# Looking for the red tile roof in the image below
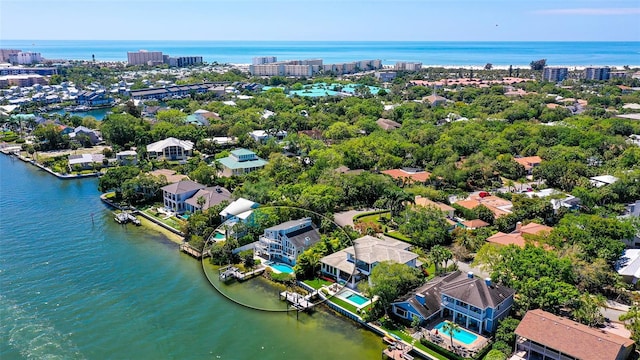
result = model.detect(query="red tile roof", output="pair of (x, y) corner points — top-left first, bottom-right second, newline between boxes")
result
(515, 309), (634, 360)
(514, 156), (542, 171)
(461, 219), (490, 229)
(486, 222), (553, 249)
(382, 169), (431, 183)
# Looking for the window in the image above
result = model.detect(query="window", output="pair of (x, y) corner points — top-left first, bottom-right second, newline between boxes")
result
(395, 307), (407, 317)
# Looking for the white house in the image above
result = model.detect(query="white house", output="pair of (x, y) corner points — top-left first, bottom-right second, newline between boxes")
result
(147, 137), (194, 161)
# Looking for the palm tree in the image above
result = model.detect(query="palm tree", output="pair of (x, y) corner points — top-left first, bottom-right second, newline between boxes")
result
(429, 245), (453, 274)
(442, 321), (461, 351)
(196, 196), (206, 213)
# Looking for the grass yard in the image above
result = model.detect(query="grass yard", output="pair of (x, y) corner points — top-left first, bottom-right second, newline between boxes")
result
(304, 278), (334, 290)
(355, 211), (391, 224)
(142, 208), (184, 230)
(327, 296), (359, 314)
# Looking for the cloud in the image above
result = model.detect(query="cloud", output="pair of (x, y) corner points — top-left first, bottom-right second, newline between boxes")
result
(535, 7), (640, 15)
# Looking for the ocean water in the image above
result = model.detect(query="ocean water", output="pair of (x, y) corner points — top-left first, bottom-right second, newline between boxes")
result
(0, 154), (384, 359)
(0, 40), (638, 66)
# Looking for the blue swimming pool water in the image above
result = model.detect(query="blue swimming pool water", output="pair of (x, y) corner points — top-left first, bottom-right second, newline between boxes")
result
(339, 290), (369, 306)
(346, 293), (369, 306)
(269, 263), (294, 274)
(434, 322), (478, 345)
(213, 232), (225, 240)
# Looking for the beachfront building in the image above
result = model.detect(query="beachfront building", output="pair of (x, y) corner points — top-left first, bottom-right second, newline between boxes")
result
(542, 67), (568, 82)
(184, 186), (232, 213)
(217, 148), (267, 177)
(161, 180), (206, 215)
(513, 309), (634, 360)
(127, 50), (164, 66)
(391, 271), (515, 334)
(583, 66), (611, 81)
(252, 56), (277, 65)
(8, 52), (42, 65)
(255, 218), (321, 266)
(395, 61), (422, 71)
(320, 235), (419, 289)
(146, 137), (194, 161)
(163, 56), (203, 67)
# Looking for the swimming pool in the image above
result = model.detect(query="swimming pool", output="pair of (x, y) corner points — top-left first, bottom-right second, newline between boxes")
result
(212, 232), (225, 240)
(338, 290), (369, 306)
(268, 263), (294, 274)
(433, 321), (478, 345)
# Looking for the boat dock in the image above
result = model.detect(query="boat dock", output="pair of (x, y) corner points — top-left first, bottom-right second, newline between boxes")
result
(218, 265), (265, 281)
(382, 338), (414, 360)
(279, 291), (314, 311)
(179, 243), (210, 259)
(114, 211), (141, 225)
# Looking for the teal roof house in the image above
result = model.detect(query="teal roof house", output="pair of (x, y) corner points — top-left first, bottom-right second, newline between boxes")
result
(217, 148), (267, 177)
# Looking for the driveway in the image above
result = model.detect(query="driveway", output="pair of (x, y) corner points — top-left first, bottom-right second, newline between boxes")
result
(333, 209), (375, 227)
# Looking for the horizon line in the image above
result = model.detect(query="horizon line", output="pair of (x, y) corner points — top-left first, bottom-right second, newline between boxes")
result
(2, 39), (639, 42)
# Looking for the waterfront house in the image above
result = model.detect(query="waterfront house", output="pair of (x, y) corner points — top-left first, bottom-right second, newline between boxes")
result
(76, 90), (112, 107)
(255, 218), (321, 266)
(68, 153), (104, 171)
(161, 180), (206, 215)
(184, 186), (232, 213)
(146, 137), (194, 161)
(217, 148), (267, 177)
(391, 271), (515, 334)
(320, 235), (419, 289)
(513, 309), (634, 360)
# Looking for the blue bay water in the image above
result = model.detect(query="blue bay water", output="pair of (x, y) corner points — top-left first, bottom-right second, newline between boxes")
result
(0, 154), (384, 359)
(0, 40), (638, 66)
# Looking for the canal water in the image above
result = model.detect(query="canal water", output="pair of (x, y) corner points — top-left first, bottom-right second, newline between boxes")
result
(0, 154), (385, 359)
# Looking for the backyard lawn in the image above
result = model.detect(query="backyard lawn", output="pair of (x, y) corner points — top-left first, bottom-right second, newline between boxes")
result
(303, 278), (334, 290)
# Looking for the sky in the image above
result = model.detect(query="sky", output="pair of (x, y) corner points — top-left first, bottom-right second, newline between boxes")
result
(1, 0), (639, 41)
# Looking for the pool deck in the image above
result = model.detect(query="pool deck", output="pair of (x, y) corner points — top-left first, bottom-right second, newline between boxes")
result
(424, 319), (488, 357)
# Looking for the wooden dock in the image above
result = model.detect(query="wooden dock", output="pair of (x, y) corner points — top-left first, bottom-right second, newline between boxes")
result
(279, 291), (314, 311)
(382, 340), (414, 360)
(114, 211), (141, 225)
(218, 265), (265, 281)
(179, 243), (207, 259)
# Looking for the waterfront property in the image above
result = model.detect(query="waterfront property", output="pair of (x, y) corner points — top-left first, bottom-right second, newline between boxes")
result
(219, 198), (260, 235)
(217, 148), (267, 177)
(513, 309), (634, 360)
(146, 137), (194, 161)
(68, 153), (104, 171)
(69, 126), (102, 146)
(116, 150), (138, 165)
(320, 235), (419, 289)
(184, 186), (232, 213)
(256, 218), (321, 266)
(391, 271), (515, 335)
(161, 180), (206, 215)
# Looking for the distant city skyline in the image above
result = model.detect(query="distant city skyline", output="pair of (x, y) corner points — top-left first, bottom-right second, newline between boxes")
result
(1, 0), (639, 42)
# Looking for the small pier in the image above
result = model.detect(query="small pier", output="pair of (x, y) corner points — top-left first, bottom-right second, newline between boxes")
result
(179, 243), (208, 259)
(382, 338), (414, 360)
(279, 291), (314, 311)
(218, 265), (264, 281)
(114, 211), (141, 225)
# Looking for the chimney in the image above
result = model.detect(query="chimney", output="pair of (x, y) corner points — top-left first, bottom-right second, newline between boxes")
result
(515, 222), (522, 232)
(467, 271), (474, 279)
(485, 278), (492, 286)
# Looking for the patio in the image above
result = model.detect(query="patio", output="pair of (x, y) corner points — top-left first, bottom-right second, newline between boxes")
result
(421, 317), (489, 358)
